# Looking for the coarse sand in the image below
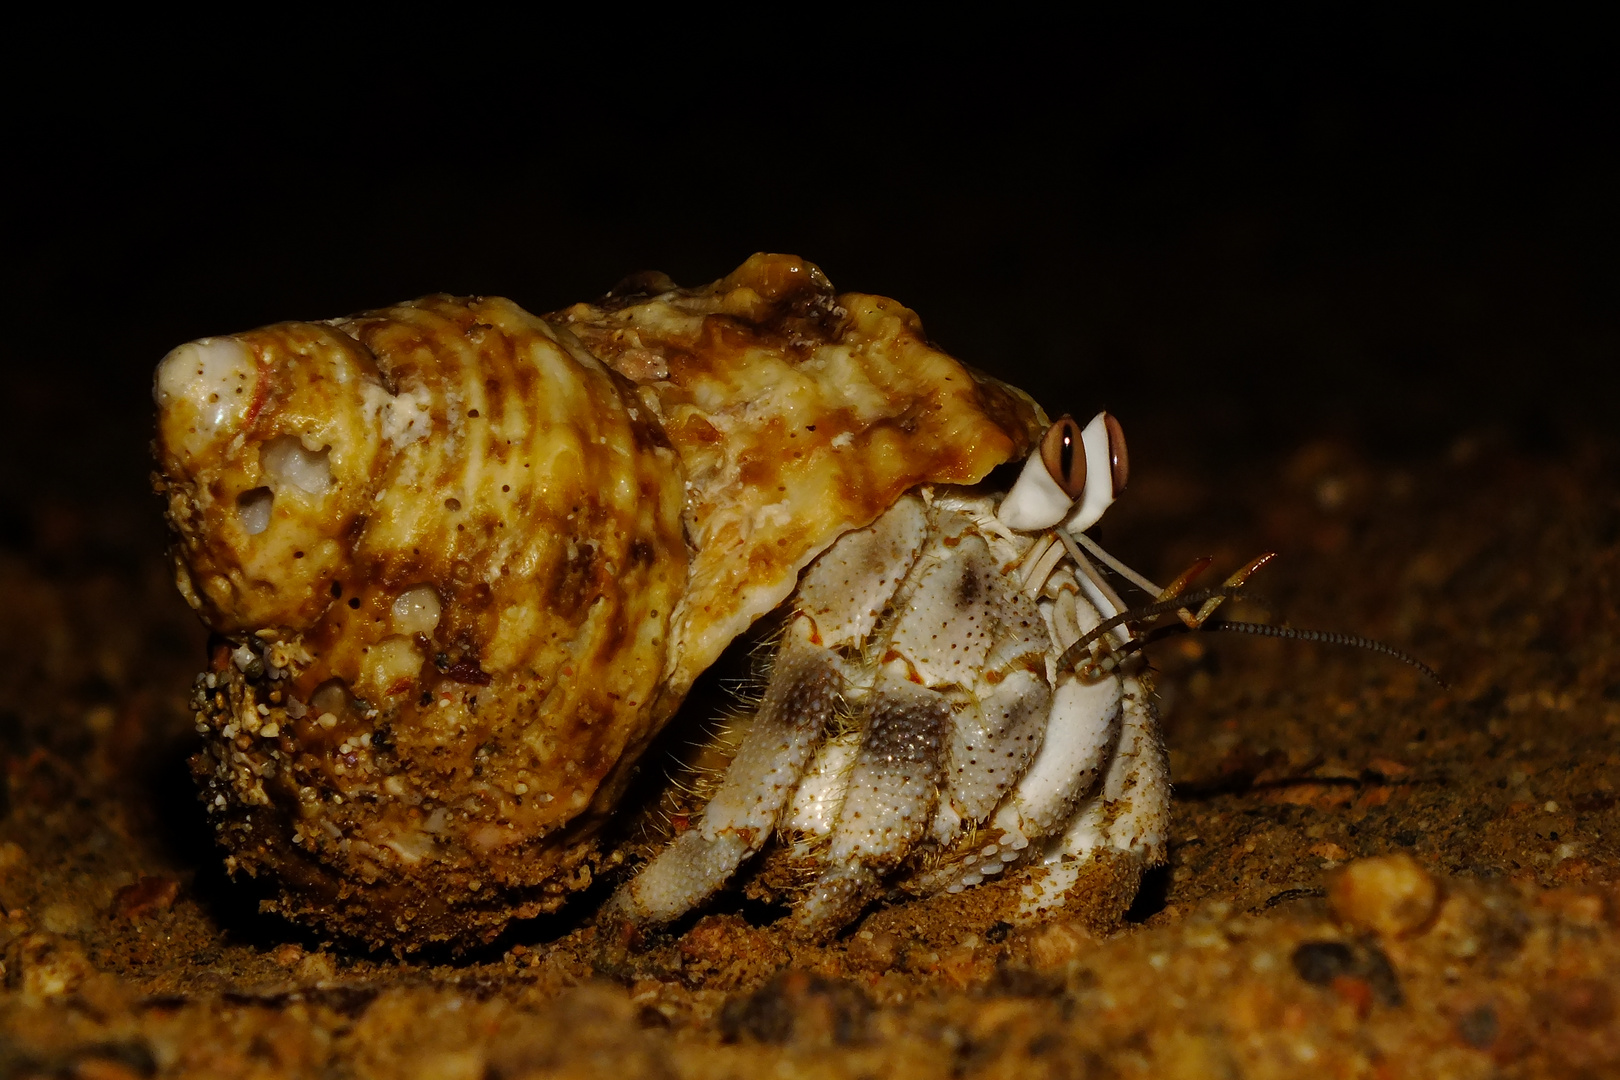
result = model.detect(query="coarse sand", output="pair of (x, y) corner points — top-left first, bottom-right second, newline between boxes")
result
(3, 418), (1618, 1079)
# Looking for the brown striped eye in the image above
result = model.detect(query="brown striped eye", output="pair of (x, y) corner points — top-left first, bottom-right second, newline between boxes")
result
(1103, 411), (1129, 495)
(1039, 415), (1087, 499)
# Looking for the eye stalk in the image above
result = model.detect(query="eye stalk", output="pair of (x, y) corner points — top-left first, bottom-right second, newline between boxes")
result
(1103, 412), (1128, 495)
(1064, 411), (1128, 533)
(998, 411), (1129, 532)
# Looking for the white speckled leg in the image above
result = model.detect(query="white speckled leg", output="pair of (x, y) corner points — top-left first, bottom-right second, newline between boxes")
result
(606, 626), (842, 924)
(1099, 674), (1170, 861)
(937, 558), (1054, 822)
(889, 515), (1054, 846)
(912, 562), (1127, 894)
(939, 666), (1052, 832)
(1010, 554), (1170, 918)
(796, 495), (929, 647)
(796, 669), (951, 932)
(907, 663), (1121, 896)
(612, 498), (929, 927)
(993, 572), (1128, 845)
(990, 674), (1120, 838)
(782, 731), (861, 840)
(1016, 672), (1168, 917)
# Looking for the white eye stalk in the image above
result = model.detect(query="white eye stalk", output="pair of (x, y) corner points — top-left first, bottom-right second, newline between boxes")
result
(1066, 411), (1129, 533)
(999, 411), (1129, 533)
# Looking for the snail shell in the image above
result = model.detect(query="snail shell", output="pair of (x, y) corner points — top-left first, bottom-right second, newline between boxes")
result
(154, 254), (1042, 949)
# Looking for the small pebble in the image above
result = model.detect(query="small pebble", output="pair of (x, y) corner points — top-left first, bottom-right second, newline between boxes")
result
(295, 950), (338, 984)
(40, 901), (89, 935)
(1291, 941), (1354, 985)
(1540, 977), (1615, 1030)
(1291, 939), (1404, 1006)
(1026, 921), (1092, 970)
(271, 943), (306, 967)
(111, 876), (180, 920)
(1327, 854), (1441, 937)
(0, 841), (29, 879)
(1456, 1004), (1498, 1048)
(845, 929), (899, 970)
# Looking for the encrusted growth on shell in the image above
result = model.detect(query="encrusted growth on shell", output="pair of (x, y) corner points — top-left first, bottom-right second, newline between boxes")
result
(153, 254), (1042, 948)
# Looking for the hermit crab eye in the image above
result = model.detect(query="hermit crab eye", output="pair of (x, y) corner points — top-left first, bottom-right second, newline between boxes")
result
(997, 415), (1093, 531)
(1103, 411), (1128, 495)
(1063, 411), (1129, 534)
(1039, 415), (1088, 499)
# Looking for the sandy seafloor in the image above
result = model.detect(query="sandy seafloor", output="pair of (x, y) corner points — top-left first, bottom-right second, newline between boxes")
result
(1, 389), (1617, 1078)
(3, 46), (1618, 1073)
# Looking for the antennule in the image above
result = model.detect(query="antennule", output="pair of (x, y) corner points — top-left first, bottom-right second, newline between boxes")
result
(1056, 585), (1237, 673)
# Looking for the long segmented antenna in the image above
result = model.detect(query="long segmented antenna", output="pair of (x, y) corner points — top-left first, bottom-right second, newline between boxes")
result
(1192, 621), (1448, 687)
(1057, 585), (1447, 688)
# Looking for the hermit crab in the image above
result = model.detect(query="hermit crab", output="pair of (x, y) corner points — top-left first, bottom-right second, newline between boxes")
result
(154, 254), (1239, 950)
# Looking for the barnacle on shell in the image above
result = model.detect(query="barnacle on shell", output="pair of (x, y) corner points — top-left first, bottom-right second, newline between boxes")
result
(154, 254), (1043, 949)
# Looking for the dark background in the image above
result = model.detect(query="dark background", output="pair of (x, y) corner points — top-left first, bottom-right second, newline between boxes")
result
(3, 23), (1614, 556)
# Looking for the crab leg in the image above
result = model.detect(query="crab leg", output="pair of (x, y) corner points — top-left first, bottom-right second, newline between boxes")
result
(886, 518), (1052, 844)
(1013, 543), (1168, 918)
(912, 667), (1122, 896)
(611, 497), (930, 927)
(606, 628), (842, 924)
(1018, 673), (1168, 918)
(1103, 679), (1171, 860)
(1047, 565), (1171, 878)
(939, 664), (1052, 833)
(987, 675), (1121, 845)
(913, 565), (1125, 892)
(796, 670), (952, 932)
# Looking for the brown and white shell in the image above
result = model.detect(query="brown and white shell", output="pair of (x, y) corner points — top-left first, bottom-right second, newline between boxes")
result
(154, 253), (1044, 948)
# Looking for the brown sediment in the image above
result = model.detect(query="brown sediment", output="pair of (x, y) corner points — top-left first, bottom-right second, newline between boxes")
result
(5, 395), (1618, 1075)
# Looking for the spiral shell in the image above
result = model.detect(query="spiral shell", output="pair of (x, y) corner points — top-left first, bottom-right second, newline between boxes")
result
(154, 254), (1043, 948)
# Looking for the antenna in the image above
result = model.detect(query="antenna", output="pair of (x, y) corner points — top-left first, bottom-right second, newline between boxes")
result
(1059, 584), (1446, 687)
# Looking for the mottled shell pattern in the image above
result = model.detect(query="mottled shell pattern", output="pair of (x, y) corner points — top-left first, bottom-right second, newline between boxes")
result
(153, 254), (1043, 948)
